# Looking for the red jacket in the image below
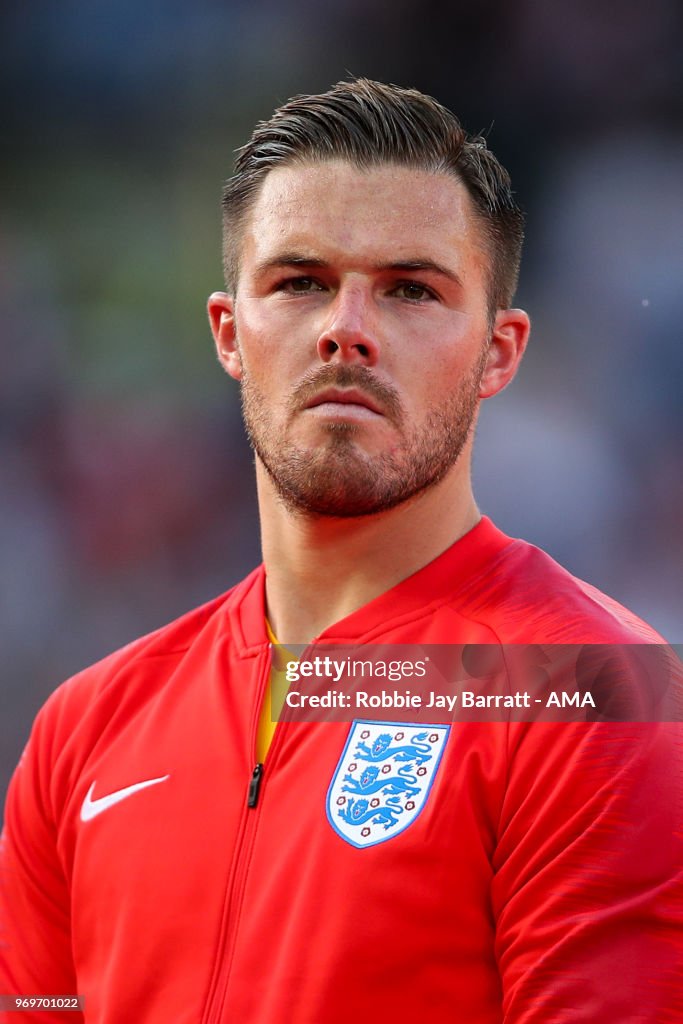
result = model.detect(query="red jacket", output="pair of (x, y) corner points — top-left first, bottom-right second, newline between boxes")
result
(1, 518), (681, 1022)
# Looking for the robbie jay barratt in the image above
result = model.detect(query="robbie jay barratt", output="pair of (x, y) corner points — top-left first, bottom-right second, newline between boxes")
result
(283, 688), (597, 711)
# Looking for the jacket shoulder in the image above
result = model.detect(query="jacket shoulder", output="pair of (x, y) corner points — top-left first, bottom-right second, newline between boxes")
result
(459, 536), (665, 644)
(37, 568), (262, 740)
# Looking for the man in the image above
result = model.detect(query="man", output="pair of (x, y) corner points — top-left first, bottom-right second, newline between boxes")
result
(1, 79), (681, 1022)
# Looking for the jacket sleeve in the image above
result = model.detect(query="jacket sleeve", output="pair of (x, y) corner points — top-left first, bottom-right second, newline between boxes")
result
(492, 719), (683, 1023)
(0, 692), (83, 1024)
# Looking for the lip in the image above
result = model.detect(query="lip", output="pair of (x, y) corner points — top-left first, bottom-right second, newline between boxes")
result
(303, 388), (384, 416)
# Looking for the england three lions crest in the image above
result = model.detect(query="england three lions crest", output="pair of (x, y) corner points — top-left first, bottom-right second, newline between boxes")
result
(326, 721), (450, 849)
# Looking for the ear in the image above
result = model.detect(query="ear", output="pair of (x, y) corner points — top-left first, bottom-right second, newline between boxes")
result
(479, 308), (531, 400)
(207, 291), (242, 381)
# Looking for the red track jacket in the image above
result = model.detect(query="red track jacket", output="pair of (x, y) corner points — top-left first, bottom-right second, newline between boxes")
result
(1, 517), (682, 1022)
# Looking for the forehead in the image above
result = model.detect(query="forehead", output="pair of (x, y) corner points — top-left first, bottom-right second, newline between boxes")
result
(239, 160), (488, 278)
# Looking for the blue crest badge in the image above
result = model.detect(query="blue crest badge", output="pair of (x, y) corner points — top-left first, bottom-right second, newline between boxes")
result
(326, 720), (450, 848)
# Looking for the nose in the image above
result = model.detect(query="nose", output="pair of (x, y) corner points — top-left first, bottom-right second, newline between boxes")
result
(316, 284), (380, 366)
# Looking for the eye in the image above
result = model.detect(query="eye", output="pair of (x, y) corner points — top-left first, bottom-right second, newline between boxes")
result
(392, 281), (436, 303)
(278, 276), (325, 294)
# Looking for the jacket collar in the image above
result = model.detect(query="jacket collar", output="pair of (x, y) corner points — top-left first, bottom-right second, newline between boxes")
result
(227, 516), (513, 655)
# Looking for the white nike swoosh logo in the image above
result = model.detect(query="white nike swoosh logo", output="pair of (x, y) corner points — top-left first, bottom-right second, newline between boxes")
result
(80, 775), (170, 822)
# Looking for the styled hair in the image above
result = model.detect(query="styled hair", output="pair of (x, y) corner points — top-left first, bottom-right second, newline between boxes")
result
(221, 78), (524, 314)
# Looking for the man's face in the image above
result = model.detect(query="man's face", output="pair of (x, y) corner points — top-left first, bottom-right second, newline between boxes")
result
(213, 160), (511, 518)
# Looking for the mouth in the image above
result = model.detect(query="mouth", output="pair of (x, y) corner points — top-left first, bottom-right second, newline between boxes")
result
(303, 388), (384, 418)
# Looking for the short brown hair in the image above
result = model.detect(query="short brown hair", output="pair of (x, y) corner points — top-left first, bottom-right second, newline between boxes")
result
(222, 78), (524, 314)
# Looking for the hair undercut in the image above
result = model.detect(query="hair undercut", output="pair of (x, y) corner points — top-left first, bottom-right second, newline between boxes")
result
(221, 78), (525, 315)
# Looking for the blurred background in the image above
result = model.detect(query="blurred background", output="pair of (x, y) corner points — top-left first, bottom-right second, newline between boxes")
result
(2, 0), (682, 797)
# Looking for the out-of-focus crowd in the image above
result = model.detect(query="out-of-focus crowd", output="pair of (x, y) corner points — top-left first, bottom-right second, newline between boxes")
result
(1, 0), (681, 793)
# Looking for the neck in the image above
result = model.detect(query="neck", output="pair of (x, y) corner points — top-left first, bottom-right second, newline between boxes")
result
(258, 460), (480, 644)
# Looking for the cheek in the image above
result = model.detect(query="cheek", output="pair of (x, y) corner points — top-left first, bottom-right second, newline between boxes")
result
(403, 353), (479, 418)
(405, 357), (455, 400)
(234, 321), (275, 385)
(236, 304), (309, 377)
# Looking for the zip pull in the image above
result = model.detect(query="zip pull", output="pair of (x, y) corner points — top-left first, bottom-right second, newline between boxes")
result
(247, 763), (264, 808)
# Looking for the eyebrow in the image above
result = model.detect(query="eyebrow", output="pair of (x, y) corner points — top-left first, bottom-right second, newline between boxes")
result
(253, 252), (463, 288)
(253, 254), (327, 277)
(379, 259), (463, 287)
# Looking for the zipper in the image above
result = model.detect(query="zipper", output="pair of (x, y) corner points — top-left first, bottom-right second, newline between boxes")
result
(203, 636), (315, 1021)
(201, 647), (272, 1024)
(247, 762), (263, 808)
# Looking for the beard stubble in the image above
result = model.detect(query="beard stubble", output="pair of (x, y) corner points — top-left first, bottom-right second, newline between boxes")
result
(239, 355), (487, 518)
